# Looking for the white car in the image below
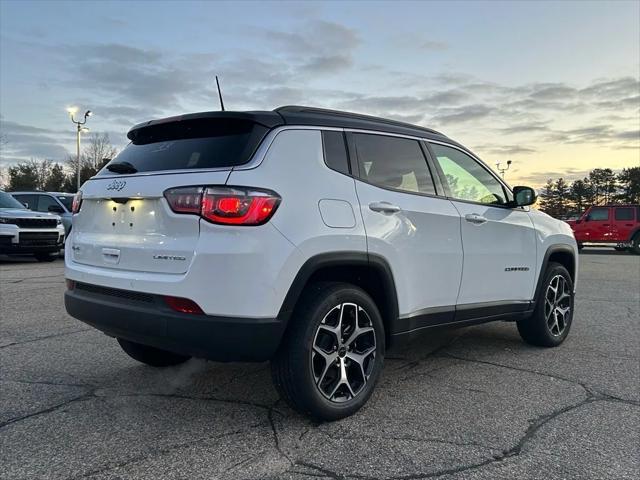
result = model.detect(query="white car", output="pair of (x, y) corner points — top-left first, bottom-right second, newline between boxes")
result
(0, 191), (65, 261)
(64, 106), (578, 420)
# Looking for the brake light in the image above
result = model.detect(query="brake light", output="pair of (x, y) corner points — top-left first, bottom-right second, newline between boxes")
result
(164, 296), (204, 315)
(72, 191), (83, 213)
(164, 186), (280, 226)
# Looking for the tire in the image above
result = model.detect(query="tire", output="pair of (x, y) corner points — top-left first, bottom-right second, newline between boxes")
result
(517, 262), (574, 347)
(271, 282), (385, 421)
(117, 338), (191, 367)
(631, 234), (640, 255)
(34, 252), (57, 262)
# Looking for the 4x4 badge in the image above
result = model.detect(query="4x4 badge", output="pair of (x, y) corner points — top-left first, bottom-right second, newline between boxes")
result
(106, 179), (126, 192)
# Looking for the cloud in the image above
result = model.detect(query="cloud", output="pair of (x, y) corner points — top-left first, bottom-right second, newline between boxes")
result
(0, 120), (71, 164)
(301, 54), (353, 74)
(421, 40), (448, 51)
(474, 144), (537, 156)
(432, 104), (493, 124)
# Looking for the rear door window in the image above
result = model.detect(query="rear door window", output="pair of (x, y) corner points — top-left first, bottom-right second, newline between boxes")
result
(352, 133), (436, 195)
(99, 118), (269, 175)
(614, 207), (634, 221)
(57, 196), (73, 211)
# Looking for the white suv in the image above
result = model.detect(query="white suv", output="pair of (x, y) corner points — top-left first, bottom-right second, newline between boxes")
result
(64, 106), (578, 420)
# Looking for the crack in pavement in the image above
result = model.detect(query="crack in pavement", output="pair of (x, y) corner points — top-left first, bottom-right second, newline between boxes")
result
(0, 328), (91, 349)
(314, 429), (500, 451)
(70, 424), (266, 479)
(439, 352), (640, 406)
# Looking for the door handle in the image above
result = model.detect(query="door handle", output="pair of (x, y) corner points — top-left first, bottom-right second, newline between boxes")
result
(369, 201), (401, 214)
(465, 213), (487, 224)
(603, 224), (610, 227)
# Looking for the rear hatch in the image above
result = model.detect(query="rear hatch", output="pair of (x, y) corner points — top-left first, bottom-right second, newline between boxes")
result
(71, 115), (278, 274)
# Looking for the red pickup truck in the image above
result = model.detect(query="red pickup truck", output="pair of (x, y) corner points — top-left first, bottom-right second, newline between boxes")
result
(566, 204), (640, 254)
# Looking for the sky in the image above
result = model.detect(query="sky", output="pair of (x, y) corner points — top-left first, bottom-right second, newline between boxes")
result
(0, 0), (638, 188)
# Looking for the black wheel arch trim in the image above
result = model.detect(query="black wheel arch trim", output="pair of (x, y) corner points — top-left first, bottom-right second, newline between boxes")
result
(276, 251), (399, 326)
(628, 227), (640, 242)
(533, 244), (576, 304)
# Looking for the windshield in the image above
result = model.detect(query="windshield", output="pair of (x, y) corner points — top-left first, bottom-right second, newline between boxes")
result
(0, 191), (27, 209)
(99, 118), (269, 175)
(57, 195), (73, 211)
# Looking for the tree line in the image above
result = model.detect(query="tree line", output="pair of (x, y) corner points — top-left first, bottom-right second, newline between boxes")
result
(2, 133), (117, 193)
(538, 167), (640, 219)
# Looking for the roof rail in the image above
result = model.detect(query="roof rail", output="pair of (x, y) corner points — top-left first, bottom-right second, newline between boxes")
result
(275, 105), (444, 137)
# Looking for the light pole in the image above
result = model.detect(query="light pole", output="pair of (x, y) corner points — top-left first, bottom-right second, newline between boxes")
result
(67, 107), (92, 191)
(496, 160), (512, 179)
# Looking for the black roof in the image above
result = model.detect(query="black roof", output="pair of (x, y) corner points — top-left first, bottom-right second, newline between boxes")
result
(128, 105), (450, 142)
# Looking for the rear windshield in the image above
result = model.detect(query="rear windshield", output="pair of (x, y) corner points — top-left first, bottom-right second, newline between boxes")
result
(99, 118), (269, 175)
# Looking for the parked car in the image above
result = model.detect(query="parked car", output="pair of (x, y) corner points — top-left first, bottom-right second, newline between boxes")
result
(566, 204), (640, 254)
(64, 106), (579, 420)
(0, 190), (65, 261)
(11, 191), (74, 236)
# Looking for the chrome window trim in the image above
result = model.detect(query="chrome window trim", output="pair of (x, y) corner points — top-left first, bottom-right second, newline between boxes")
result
(89, 124), (512, 201)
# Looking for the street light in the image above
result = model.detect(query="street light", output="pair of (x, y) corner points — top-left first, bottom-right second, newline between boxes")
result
(67, 108), (92, 191)
(496, 160), (512, 179)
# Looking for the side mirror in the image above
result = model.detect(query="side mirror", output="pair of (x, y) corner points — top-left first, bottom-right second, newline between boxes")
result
(48, 205), (65, 214)
(512, 186), (537, 207)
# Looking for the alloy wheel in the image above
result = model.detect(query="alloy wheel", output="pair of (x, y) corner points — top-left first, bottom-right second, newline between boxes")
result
(311, 302), (377, 403)
(544, 274), (572, 336)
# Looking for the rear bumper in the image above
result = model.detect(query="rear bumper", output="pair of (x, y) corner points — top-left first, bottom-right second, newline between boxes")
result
(64, 284), (286, 362)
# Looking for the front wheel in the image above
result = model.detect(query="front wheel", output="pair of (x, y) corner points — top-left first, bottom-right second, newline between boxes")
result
(271, 282), (385, 421)
(517, 262), (574, 347)
(117, 338), (191, 367)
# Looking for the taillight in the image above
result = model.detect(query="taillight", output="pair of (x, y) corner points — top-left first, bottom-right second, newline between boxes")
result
(164, 187), (203, 214)
(164, 186), (280, 226)
(164, 296), (203, 315)
(72, 191), (83, 214)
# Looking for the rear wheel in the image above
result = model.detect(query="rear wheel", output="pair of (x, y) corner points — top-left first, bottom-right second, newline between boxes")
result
(117, 338), (191, 367)
(34, 252), (57, 262)
(517, 262), (574, 347)
(271, 282), (385, 421)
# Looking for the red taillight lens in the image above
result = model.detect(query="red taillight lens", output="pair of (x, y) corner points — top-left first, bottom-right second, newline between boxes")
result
(164, 186), (280, 226)
(72, 191), (83, 214)
(164, 296), (204, 315)
(164, 187), (204, 214)
(201, 187), (280, 225)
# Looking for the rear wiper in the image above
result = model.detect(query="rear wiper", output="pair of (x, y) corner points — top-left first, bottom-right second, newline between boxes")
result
(106, 161), (138, 174)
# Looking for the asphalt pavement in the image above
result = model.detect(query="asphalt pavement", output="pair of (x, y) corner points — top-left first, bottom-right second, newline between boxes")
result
(1, 249), (638, 479)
